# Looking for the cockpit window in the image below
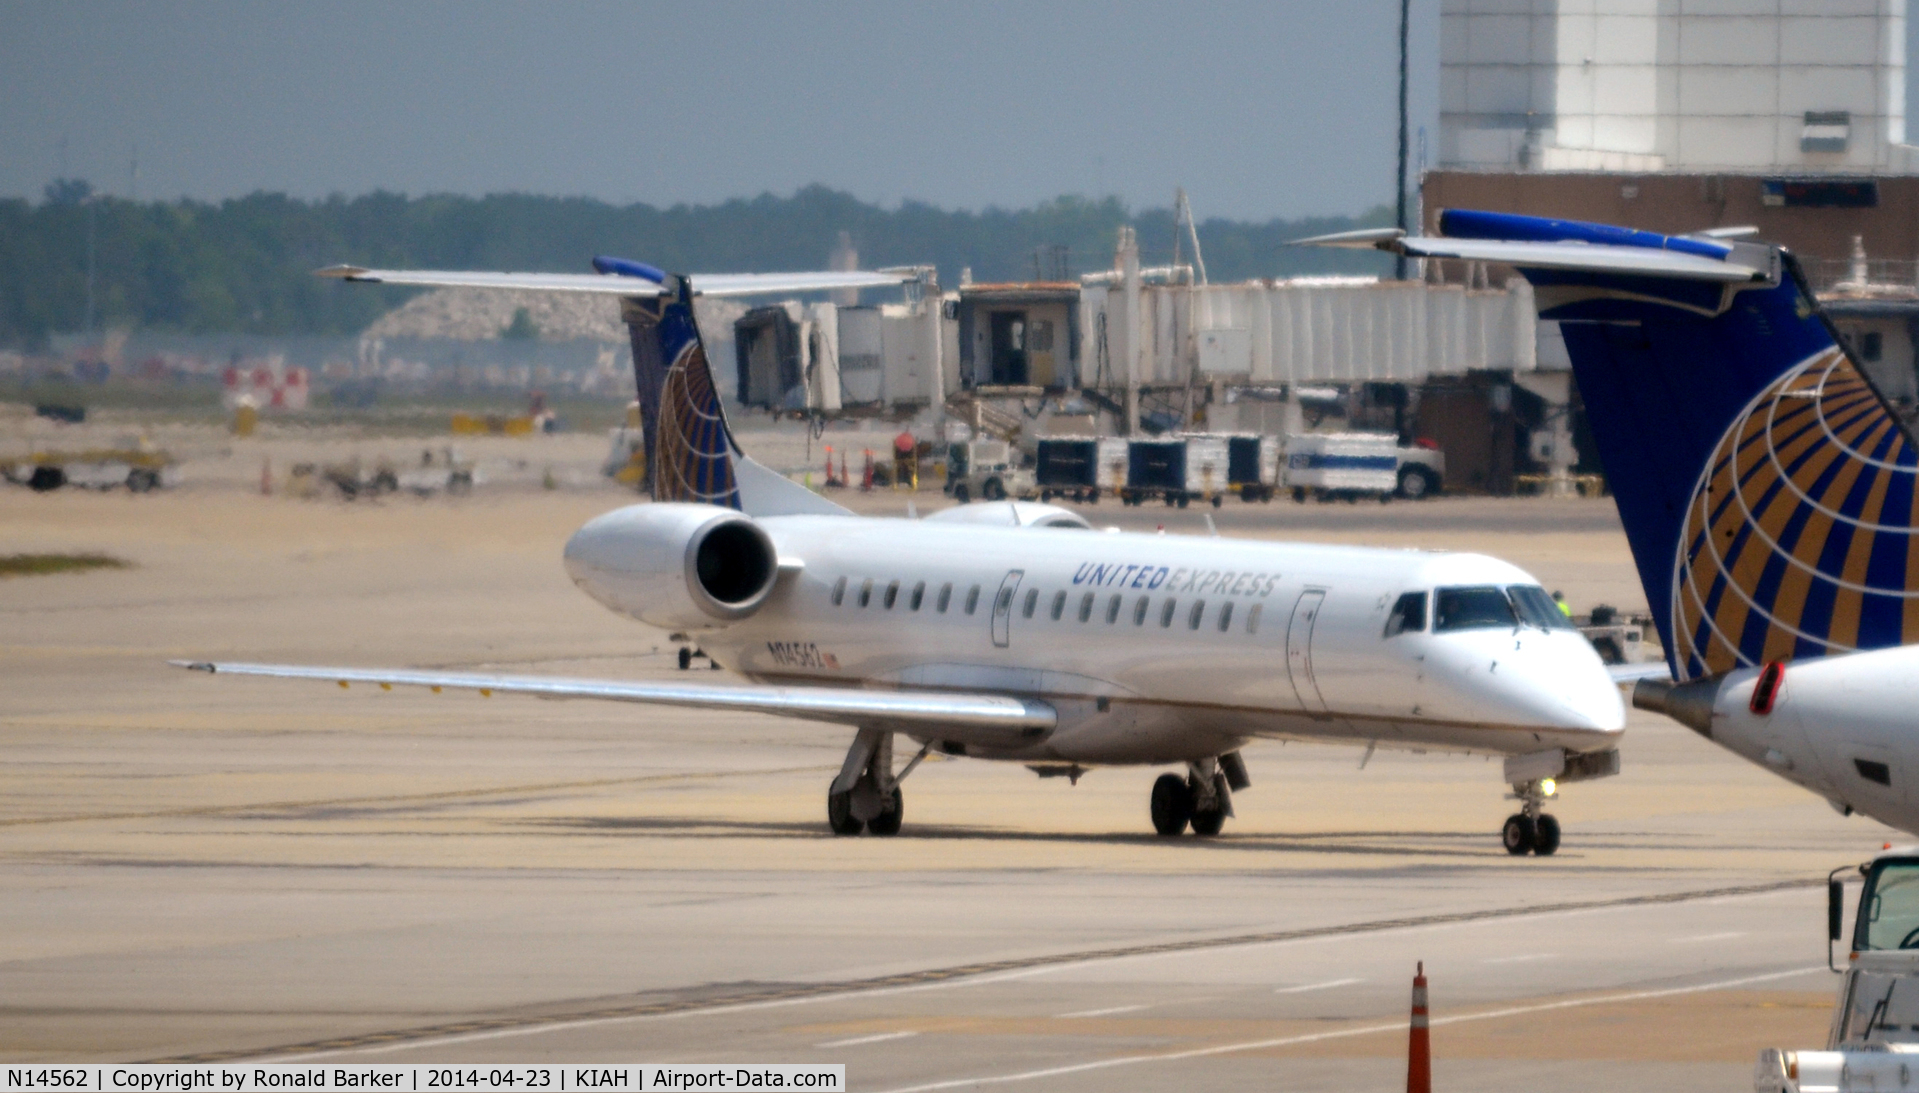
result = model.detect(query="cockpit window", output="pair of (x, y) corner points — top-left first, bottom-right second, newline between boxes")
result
(1508, 585), (1576, 631)
(1434, 586), (1516, 632)
(1384, 591), (1427, 637)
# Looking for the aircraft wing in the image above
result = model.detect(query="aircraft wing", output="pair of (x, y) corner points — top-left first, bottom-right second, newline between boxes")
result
(171, 660), (1055, 742)
(1607, 661), (1671, 686)
(315, 266), (912, 298)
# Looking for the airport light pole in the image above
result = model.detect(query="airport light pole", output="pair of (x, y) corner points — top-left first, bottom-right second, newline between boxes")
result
(1395, 0), (1410, 281)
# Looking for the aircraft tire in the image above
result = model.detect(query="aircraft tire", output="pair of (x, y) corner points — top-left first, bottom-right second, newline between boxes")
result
(1189, 806), (1226, 836)
(952, 483), (971, 504)
(1150, 773), (1192, 836)
(1501, 814), (1537, 856)
(1533, 814), (1561, 856)
(827, 789), (863, 835)
(867, 789), (904, 836)
(677, 647), (692, 671)
(983, 478), (1007, 501)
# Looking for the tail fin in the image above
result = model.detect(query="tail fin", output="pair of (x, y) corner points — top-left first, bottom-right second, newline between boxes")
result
(1433, 211), (1919, 681)
(617, 272), (849, 517)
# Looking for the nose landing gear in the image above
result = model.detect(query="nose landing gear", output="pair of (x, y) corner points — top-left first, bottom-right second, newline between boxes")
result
(1502, 779), (1561, 856)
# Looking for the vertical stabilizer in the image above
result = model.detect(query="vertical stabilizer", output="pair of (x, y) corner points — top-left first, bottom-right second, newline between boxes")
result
(1435, 211), (1919, 681)
(619, 276), (850, 517)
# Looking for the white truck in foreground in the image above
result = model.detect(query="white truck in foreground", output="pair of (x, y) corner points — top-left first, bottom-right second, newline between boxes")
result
(1756, 850), (1919, 1093)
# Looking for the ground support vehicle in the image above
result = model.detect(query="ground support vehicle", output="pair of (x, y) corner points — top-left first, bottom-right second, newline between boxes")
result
(1573, 606), (1649, 665)
(1284, 432), (1400, 503)
(1754, 850), (1919, 1092)
(944, 438), (1032, 503)
(2, 446), (177, 493)
(1396, 442), (1446, 499)
(1220, 433), (1281, 501)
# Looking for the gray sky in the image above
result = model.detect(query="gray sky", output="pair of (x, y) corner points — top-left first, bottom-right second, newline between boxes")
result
(0, 1), (1443, 221)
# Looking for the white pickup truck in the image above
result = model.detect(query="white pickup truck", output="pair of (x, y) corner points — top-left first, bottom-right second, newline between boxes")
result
(1756, 849), (1919, 1093)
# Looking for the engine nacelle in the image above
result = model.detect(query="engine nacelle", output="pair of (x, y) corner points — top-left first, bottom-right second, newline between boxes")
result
(563, 503), (780, 631)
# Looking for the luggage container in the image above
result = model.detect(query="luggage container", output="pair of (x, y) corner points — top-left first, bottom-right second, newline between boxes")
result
(1035, 439), (1101, 503)
(1223, 434), (1280, 501)
(1123, 437), (1230, 508)
(1284, 432), (1399, 503)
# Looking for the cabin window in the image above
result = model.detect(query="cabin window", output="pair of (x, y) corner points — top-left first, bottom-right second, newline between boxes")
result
(1218, 601), (1234, 632)
(1508, 585), (1576, 631)
(1188, 600), (1206, 630)
(1078, 592), (1095, 622)
(1021, 588), (1039, 618)
(831, 577), (847, 606)
(884, 580), (900, 609)
(965, 585), (981, 614)
(1107, 594), (1122, 624)
(1160, 598), (1178, 628)
(858, 579), (874, 608)
(1247, 603), (1262, 634)
(937, 583), (952, 612)
(1384, 591), (1428, 637)
(1050, 590), (1067, 621)
(1133, 596), (1150, 625)
(910, 581), (925, 611)
(1434, 586), (1515, 632)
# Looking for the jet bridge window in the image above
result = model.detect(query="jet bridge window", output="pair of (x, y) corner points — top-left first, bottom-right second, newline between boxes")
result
(1188, 600), (1205, 630)
(1385, 591), (1428, 637)
(910, 581), (925, 611)
(1050, 590), (1067, 621)
(1855, 861), (1919, 950)
(1434, 586), (1515, 632)
(831, 577), (847, 607)
(937, 583), (952, 612)
(1078, 592), (1095, 622)
(965, 585), (981, 615)
(858, 579), (875, 608)
(1160, 598), (1178, 628)
(1508, 585), (1576, 631)
(884, 580), (900, 609)
(1022, 588), (1040, 619)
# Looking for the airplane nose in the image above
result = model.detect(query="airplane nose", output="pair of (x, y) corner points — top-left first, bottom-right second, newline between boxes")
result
(1426, 631), (1625, 734)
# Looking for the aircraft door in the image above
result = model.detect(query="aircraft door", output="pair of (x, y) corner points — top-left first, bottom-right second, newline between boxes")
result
(1287, 589), (1329, 712)
(991, 570), (1023, 648)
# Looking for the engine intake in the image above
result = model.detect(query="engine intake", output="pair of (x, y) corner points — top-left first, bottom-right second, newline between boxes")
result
(564, 503), (780, 631)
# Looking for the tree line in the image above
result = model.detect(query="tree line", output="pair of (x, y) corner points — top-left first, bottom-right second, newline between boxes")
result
(0, 182), (1395, 349)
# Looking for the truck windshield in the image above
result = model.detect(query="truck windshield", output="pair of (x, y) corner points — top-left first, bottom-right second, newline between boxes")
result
(1434, 586), (1516, 632)
(1857, 860), (1919, 950)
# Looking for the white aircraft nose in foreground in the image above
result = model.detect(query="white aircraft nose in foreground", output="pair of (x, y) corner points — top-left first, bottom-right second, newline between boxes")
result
(179, 257), (1623, 854)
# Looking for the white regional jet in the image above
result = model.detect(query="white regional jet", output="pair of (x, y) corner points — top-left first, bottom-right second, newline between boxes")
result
(1312, 210), (1919, 834)
(176, 254), (1624, 854)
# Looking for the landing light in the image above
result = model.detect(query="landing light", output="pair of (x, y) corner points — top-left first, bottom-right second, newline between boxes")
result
(1540, 778), (1557, 798)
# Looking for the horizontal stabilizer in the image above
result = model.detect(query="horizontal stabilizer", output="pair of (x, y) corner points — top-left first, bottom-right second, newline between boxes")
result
(172, 660), (1056, 742)
(315, 266), (912, 298)
(1290, 230), (1766, 282)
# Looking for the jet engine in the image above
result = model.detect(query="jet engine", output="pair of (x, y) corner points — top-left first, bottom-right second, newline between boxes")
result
(563, 503), (780, 631)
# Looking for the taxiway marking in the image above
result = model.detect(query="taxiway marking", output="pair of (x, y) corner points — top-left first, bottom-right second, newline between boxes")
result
(1055, 1005), (1150, 1018)
(1273, 977), (1365, 994)
(868, 966), (1828, 1093)
(816, 1031), (920, 1048)
(171, 878), (1822, 1064)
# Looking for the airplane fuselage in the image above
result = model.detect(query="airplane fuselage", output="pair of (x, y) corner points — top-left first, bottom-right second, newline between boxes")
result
(566, 507), (1626, 768)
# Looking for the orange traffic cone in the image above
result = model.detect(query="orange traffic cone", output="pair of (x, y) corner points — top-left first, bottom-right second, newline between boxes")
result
(1407, 961), (1430, 1093)
(823, 445), (841, 488)
(859, 449), (875, 491)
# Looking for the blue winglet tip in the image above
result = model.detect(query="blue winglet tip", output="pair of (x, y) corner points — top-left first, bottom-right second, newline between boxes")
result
(592, 255), (667, 283)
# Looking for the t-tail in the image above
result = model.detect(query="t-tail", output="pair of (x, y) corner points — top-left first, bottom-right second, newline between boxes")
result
(1305, 211), (1919, 681)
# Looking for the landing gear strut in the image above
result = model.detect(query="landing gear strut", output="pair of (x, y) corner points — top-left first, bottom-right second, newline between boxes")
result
(1502, 779), (1561, 856)
(1149, 755), (1241, 837)
(826, 728), (926, 837)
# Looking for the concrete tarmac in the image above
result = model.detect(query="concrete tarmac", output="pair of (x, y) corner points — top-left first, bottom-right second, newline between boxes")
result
(1, 459), (1901, 1090)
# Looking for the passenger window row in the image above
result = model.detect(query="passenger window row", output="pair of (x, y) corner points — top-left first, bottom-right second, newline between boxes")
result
(830, 576), (982, 616)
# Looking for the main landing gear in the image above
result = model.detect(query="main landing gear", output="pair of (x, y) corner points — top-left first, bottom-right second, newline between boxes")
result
(826, 728), (929, 837)
(1501, 778), (1561, 857)
(1150, 753), (1250, 837)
